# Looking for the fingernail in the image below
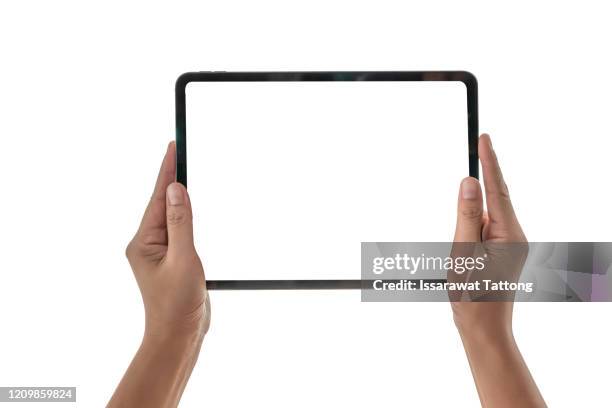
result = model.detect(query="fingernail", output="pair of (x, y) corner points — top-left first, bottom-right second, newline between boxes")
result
(167, 183), (184, 205)
(461, 178), (479, 200)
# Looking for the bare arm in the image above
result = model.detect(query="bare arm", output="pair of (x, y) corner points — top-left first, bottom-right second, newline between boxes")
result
(108, 327), (204, 408)
(458, 324), (544, 408)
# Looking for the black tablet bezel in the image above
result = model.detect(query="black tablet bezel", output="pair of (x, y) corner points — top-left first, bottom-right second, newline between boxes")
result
(176, 71), (478, 290)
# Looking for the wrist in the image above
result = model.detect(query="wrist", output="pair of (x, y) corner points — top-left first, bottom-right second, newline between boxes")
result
(452, 302), (514, 345)
(141, 323), (205, 369)
(144, 300), (209, 343)
(144, 317), (206, 346)
(457, 320), (515, 353)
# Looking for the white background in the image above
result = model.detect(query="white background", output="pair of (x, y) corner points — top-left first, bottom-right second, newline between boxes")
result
(1, 1), (611, 407)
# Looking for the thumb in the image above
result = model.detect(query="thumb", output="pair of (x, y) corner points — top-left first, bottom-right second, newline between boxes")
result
(453, 177), (484, 242)
(166, 182), (194, 252)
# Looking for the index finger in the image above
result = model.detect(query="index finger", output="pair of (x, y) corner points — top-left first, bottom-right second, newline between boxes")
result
(479, 134), (518, 228)
(136, 141), (176, 241)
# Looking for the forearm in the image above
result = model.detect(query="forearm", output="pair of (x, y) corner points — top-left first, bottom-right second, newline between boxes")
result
(107, 327), (205, 408)
(459, 327), (546, 408)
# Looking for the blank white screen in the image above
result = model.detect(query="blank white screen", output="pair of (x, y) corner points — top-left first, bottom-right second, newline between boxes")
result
(186, 81), (468, 280)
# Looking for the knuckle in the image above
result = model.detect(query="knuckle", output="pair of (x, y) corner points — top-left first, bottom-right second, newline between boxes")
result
(498, 184), (511, 200)
(125, 240), (138, 260)
(167, 209), (188, 226)
(140, 230), (164, 246)
(493, 176), (511, 200)
(461, 206), (483, 221)
(125, 238), (152, 261)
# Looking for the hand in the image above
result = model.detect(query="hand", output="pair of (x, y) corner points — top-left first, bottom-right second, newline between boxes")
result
(451, 133), (526, 336)
(109, 142), (209, 408)
(126, 141), (210, 338)
(450, 134), (545, 408)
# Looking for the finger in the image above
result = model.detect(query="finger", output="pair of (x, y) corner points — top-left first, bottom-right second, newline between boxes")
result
(136, 142), (176, 243)
(453, 177), (484, 242)
(449, 178), (483, 300)
(166, 182), (194, 253)
(479, 134), (518, 227)
(152, 142), (177, 202)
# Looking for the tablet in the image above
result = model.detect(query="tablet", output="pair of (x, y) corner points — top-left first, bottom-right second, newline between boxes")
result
(176, 71), (478, 290)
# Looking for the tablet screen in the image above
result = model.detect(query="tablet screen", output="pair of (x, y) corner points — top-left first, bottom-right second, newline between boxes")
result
(185, 79), (469, 281)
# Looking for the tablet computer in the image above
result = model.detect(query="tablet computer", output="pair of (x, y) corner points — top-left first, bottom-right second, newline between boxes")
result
(176, 71), (478, 290)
